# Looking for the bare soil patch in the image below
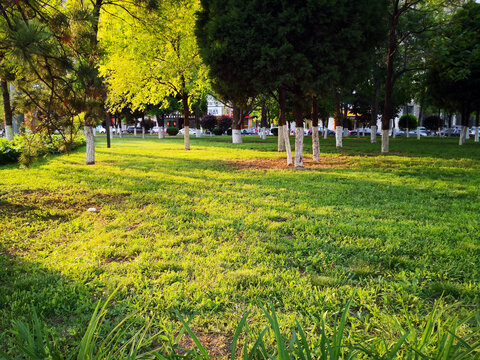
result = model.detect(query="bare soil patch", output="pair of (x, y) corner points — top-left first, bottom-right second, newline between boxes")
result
(229, 156), (353, 170)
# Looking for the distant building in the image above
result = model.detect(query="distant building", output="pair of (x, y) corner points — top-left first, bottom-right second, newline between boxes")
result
(207, 95), (232, 117)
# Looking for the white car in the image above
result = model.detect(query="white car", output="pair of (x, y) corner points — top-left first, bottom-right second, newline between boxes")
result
(96, 126), (106, 134)
(178, 128), (196, 135)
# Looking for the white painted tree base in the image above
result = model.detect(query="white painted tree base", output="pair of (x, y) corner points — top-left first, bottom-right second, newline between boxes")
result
(184, 126), (190, 150)
(84, 126), (95, 165)
(381, 129), (389, 153)
(370, 126), (376, 143)
(417, 128), (421, 140)
(283, 125), (293, 165)
(335, 126), (343, 148)
(232, 129), (242, 143)
(324, 127), (328, 139)
(278, 125), (285, 152)
(158, 127), (165, 139)
(134, 128), (137, 137)
(260, 127), (267, 139)
(196, 129), (201, 138)
(118, 127), (122, 138)
(5, 125), (13, 141)
(475, 127), (479, 143)
(312, 126), (320, 162)
(295, 127), (304, 167)
(142, 128), (145, 139)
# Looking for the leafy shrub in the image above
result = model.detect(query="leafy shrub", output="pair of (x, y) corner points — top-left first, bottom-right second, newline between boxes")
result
(398, 114), (418, 130)
(0, 134), (86, 167)
(212, 127), (223, 135)
(0, 139), (21, 165)
(166, 126), (179, 136)
(424, 115), (443, 131)
(271, 127), (279, 136)
(200, 114), (217, 133)
(217, 115), (232, 133)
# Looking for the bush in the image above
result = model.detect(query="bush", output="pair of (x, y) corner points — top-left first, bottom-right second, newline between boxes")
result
(398, 114), (418, 130)
(0, 134), (86, 167)
(424, 115), (443, 131)
(166, 126), (179, 136)
(200, 115), (217, 133)
(0, 139), (21, 165)
(271, 128), (279, 136)
(212, 127), (223, 135)
(218, 115), (232, 133)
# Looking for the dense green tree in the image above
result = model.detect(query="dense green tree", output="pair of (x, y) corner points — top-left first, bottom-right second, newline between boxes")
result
(427, 1), (480, 145)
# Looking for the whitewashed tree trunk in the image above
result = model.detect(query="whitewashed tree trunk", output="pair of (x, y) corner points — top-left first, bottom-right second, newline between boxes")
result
(110, 127), (114, 139)
(5, 125), (13, 141)
(134, 127), (137, 137)
(438, 127), (441, 138)
(381, 129), (389, 153)
(84, 125), (95, 165)
(324, 127), (328, 139)
(261, 127), (267, 139)
(475, 127), (479, 142)
(466, 128), (470, 139)
(184, 126), (190, 150)
(294, 127), (304, 167)
(344, 127), (349, 137)
(459, 126), (467, 145)
(417, 127), (421, 140)
(159, 127), (165, 139)
(196, 129), (201, 138)
(335, 126), (343, 148)
(312, 126), (320, 162)
(406, 128), (409, 138)
(370, 125), (377, 143)
(278, 126), (285, 152)
(232, 129), (242, 143)
(93, 127), (96, 137)
(283, 125), (293, 165)
(362, 127), (365, 137)
(356, 125), (360, 138)
(142, 128), (145, 138)
(118, 126), (122, 138)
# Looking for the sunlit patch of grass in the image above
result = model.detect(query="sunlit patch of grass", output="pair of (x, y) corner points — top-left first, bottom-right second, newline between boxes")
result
(1, 135), (479, 355)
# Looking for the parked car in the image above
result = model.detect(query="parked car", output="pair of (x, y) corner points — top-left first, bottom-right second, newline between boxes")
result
(96, 125), (106, 134)
(127, 126), (143, 134)
(408, 129), (429, 137)
(241, 128), (256, 135)
(178, 127), (196, 135)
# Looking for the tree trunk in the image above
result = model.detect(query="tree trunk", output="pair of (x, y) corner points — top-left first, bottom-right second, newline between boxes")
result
(459, 126), (467, 145)
(293, 92), (304, 168)
(475, 111), (479, 143)
(311, 98), (320, 162)
(260, 99), (267, 140)
(182, 92), (190, 150)
(381, 11), (398, 153)
(1, 80), (13, 141)
(381, 129), (389, 153)
(134, 126), (137, 137)
(232, 106), (243, 143)
(459, 107), (469, 145)
(334, 89), (343, 148)
(370, 125), (377, 143)
(194, 107), (201, 138)
(277, 88), (286, 152)
(84, 125), (95, 165)
(324, 119), (328, 139)
(142, 127), (145, 139)
(406, 128), (409, 138)
(157, 115), (165, 138)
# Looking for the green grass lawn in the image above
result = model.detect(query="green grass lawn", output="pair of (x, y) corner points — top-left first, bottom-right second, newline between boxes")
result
(1, 135), (479, 356)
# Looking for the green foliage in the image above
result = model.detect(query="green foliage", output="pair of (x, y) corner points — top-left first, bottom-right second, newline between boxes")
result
(0, 134), (85, 166)
(212, 127), (223, 136)
(166, 126), (179, 136)
(0, 138), (21, 165)
(5, 295), (479, 359)
(399, 114), (418, 130)
(424, 115), (443, 131)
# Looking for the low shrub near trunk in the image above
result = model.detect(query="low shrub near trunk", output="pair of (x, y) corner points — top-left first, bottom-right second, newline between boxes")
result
(0, 134), (86, 167)
(212, 127), (223, 135)
(166, 126), (179, 136)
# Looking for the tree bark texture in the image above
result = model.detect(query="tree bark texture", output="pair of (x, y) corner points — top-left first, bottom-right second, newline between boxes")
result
(277, 87), (286, 152)
(371, 125), (377, 143)
(182, 92), (190, 150)
(311, 98), (320, 162)
(84, 125), (95, 165)
(381, 129), (389, 153)
(1, 80), (13, 141)
(232, 106), (243, 143)
(293, 93), (304, 168)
